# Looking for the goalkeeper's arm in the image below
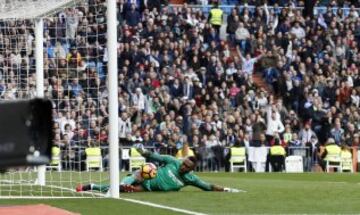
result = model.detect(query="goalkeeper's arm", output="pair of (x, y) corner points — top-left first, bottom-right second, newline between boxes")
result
(192, 182), (241, 193)
(134, 144), (177, 164)
(211, 185), (240, 193)
(134, 143), (150, 156)
(188, 174), (241, 193)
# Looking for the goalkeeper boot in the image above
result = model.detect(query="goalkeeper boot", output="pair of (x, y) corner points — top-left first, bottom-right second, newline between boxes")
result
(76, 184), (92, 192)
(120, 184), (135, 193)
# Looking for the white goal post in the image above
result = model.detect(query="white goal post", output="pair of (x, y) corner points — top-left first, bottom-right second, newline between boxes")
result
(0, 0), (119, 198)
(106, 0), (119, 199)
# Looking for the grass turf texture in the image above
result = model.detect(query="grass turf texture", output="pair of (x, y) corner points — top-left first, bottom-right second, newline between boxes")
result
(0, 173), (359, 214)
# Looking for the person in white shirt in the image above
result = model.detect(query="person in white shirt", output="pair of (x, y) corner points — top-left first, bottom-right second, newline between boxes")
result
(235, 22), (250, 41)
(60, 112), (76, 134)
(55, 112), (66, 129)
(236, 45), (263, 75)
(225, 62), (237, 76)
(290, 22), (305, 39)
(256, 91), (268, 109)
(265, 105), (285, 141)
(298, 121), (318, 171)
(235, 22), (250, 52)
(132, 87), (146, 111)
(118, 112), (132, 139)
(350, 6), (359, 19)
(298, 122), (318, 147)
(351, 89), (360, 107)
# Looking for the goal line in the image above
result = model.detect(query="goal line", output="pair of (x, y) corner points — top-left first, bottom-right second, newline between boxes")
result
(120, 197), (208, 215)
(0, 184), (106, 199)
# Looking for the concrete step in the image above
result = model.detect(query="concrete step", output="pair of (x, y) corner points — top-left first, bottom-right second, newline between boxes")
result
(169, 0), (185, 4)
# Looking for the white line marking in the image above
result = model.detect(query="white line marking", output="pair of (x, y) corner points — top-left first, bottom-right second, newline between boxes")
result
(0, 185), (106, 199)
(0, 196), (96, 199)
(325, 181), (347, 184)
(237, 189), (247, 193)
(120, 197), (208, 215)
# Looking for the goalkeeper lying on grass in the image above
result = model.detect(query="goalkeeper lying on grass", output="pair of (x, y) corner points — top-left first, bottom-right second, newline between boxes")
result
(76, 144), (240, 193)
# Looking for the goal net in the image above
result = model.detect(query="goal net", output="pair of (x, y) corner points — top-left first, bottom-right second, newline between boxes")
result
(0, 0), (115, 198)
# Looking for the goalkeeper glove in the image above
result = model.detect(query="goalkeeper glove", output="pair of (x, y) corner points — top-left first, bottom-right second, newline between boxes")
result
(133, 143), (146, 154)
(120, 184), (135, 193)
(224, 187), (240, 193)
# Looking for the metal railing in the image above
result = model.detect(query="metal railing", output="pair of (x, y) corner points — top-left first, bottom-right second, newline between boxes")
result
(168, 4), (360, 17)
(50, 145), (358, 173)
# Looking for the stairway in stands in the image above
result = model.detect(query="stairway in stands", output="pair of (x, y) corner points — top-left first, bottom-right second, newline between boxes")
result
(229, 47), (273, 94)
(169, 0), (185, 4)
(252, 69), (273, 94)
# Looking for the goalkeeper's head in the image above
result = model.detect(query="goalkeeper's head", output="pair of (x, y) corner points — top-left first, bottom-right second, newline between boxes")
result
(179, 156), (197, 174)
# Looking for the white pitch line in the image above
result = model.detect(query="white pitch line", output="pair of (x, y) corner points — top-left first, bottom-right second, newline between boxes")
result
(1, 184), (207, 214)
(120, 197), (208, 215)
(0, 185), (107, 199)
(0, 196), (97, 199)
(325, 181), (347, 184)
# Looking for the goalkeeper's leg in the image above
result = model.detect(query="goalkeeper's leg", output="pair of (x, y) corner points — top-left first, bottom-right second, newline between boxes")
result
(76, 184), (110, 193)
(77, 174), (141, 193)
(119, 173), (145, 192)
(76, 183), (145, 193)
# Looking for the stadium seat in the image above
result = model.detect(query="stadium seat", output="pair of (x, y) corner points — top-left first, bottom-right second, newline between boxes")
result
(85, 147), (103, 172)
(285, 156), (303, 173)
(46, 146), (62, 171)
(176, 144), (195, 160)
(129, 148), (145, 171)
(248, 147), (268, 172)
(357, 149), (360, 172)
(229, 147), (247, 172)
(326, 155), (342, 173)
(341, 156), (353, 173)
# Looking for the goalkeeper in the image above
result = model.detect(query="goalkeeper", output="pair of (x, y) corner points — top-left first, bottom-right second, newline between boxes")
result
(76, 145), (240, 193)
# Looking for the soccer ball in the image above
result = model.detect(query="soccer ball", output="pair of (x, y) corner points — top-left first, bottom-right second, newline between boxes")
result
(141, 163), (157, 179)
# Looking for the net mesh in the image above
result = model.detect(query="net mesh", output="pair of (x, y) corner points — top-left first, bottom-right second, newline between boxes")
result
(0, 0), (110, 198)
(0, 0), (78, 19)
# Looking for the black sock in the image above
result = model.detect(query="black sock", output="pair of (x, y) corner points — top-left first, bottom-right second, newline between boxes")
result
(82, 184), (92, 191)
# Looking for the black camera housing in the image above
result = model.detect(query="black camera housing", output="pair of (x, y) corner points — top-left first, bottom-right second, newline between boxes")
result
(0, 98), (53, 168)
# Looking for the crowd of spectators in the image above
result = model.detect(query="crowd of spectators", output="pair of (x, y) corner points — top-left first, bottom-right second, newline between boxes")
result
(0, 0), (359, 171)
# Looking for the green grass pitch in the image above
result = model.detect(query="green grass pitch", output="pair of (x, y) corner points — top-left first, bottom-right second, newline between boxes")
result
(0, 172), (359, 214)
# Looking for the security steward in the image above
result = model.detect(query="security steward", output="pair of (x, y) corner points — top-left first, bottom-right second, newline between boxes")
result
(208, 2), (223, 35)
(318, 138), (341, 171)
(268, 138), (286, 172)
